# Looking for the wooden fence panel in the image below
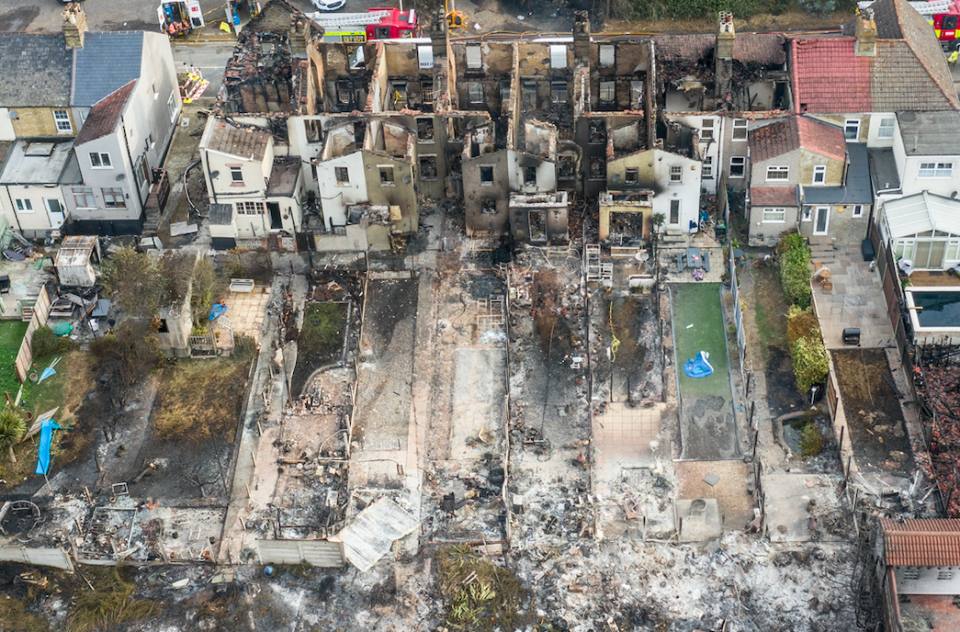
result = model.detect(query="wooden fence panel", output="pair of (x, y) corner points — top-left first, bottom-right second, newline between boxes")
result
(14, 285), (52, 382)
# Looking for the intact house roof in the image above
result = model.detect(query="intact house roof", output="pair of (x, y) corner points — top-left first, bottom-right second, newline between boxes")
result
(792, 0), (960, 113)
(803, 141), (873, 205)
(71, 32), (145, 108)
(0, 139), (75, 185)
(74, 81), (136, 147)
(750, 186), (799, 207)
(898, 111), (960, 156)
(883, 191), (960, 239)
(749, 116), (846, 163)
(868, 147), (901, 194)
(881, 518), (960, 567)
(208, 203), (234, 226)
(0, 34), (74, 107)
(206, 120), (271, 161)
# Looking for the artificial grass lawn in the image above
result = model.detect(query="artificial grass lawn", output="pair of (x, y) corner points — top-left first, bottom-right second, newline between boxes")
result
(671, 283), (732, 400)
(0, 319), (28, 398)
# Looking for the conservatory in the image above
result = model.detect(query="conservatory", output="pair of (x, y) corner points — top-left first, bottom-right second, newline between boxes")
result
(880, 192), (960, 271)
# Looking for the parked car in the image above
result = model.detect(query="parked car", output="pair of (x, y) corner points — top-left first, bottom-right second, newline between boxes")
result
(311, 0), (346, 11)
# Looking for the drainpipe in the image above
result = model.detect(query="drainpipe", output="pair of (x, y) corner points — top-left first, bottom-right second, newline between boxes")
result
(3, 187), (24, 233)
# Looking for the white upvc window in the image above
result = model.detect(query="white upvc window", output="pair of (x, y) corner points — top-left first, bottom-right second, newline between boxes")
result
(89, 152), (112, 169)
(167, 91), (178, 122)
(762, 208), (786, 223)
(53, 110), (72, 134)
(669, 165), (682, 183)
(732, 119), (748, 141)
(14, 199), (33, 213)
(894, 239), (915, 260)
(802, 207), (812, 221)
(919, 162), (953, 178)
(878, 117), (895, 139)
(852, 205), (864, 218)
(702, 156), (713, 179)
(766, 166), (789, 181)
(844, 118), (861, 140)
(230, 166), (244, 183)
(946, 239), (960, 262)
(812, 165), (826, 185)
(700, 118), (715, 141)
(72, 187), (96, 208)
(729, 156), (745, 178)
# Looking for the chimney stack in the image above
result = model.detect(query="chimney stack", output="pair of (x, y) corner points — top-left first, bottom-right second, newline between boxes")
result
(715, 12), (735, 106)
(855, 9), (877, 57)
(61, 2), (87, 49)
(573, 11), (590, 65)
(289, 17), (311, 56)
(717, 11), (735, 60)
(431, 9), (448, 61)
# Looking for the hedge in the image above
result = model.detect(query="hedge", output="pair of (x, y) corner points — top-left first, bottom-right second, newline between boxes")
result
(778, 233), (812, 309)
(791, 335), (830, 394)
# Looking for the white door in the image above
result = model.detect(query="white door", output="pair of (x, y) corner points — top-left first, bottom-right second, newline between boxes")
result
(45, 199), (65, 229)
(813, 206), (830, 235)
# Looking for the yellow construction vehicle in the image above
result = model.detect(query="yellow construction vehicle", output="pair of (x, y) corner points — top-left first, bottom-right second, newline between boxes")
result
(446, 0), (468, 30)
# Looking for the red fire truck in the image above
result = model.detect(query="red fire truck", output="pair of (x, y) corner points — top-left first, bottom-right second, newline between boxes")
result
(306, 8), (420, 44)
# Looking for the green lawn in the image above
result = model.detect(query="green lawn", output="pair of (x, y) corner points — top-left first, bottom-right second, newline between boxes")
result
(0, 319), (28, 397)
(672, 283), (731, 399)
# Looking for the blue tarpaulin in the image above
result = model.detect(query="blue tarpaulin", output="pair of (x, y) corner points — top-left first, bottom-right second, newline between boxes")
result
(683, 351), (714, 379)
(209, 303), (228, 321)
(35, 418), (62, 476)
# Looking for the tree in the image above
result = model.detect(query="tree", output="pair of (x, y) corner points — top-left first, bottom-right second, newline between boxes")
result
(101, 248), (164, 319)
(0, 406), (26, 463)
(189, 257), (226, 328)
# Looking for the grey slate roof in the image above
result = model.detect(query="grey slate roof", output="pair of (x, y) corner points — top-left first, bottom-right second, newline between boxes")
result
(71, 32), (144, 108)
(208, 204), (234, 226)
(898, 111), (960, 156)
(0, 140), (75, 185)
(868, 148), (901, 194)
(0, 34), (73, 107)
(803, 142), (873, 205)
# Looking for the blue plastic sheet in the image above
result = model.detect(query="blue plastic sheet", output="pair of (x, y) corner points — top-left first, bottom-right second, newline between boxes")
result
(35, 418), (62, 476)
(209, 303), (228, 321)
(683, 351), (714, 379)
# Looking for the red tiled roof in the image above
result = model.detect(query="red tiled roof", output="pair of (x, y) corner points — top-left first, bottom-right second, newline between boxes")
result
(796, 117), (846, 161)
(749, 118), (798, 162)
(881, 518), (960, 567)
(207, 120), (270, 161)
(791, 38), (871, 114)
(749, 116), (845, 163)
(750, 186), (798, 207)
(74, 80), (136, 146)
(794, 0), (959, 113)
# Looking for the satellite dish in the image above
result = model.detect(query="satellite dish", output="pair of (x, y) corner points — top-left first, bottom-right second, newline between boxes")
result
(210, 171), (220, 179)
(115, 173), (125, 181)
(8, 111), (17, 119)
(402, 174), (411, 184)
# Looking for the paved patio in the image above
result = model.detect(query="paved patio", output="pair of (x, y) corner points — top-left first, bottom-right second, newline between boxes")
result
(220, 286), (270, 343)
(811, 246), (896, 350)
(593, 402), (665, 489)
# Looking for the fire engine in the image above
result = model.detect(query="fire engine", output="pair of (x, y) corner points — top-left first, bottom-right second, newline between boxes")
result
(860, 0), (960, 49)
(306, 8), (420, 44)
(157, 1), (204, 37)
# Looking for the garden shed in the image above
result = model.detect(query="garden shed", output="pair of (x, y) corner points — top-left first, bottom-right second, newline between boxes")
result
(54, 236), (100, 287)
